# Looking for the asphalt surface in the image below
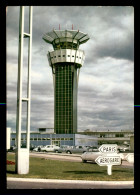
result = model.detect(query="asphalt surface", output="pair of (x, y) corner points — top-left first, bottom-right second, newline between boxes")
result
(30, 152), (82, 162)
(7, 178), (134, 189)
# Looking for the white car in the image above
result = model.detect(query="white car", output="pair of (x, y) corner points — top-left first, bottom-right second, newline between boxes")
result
(41, 145), (60, 152)
(81, 152), (124, 163)
(118, 145), (130, 152)
(81, 151), (102, 163)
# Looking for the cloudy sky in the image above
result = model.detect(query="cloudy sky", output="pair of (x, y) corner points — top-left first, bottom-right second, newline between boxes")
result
(6, 6), (134, 132)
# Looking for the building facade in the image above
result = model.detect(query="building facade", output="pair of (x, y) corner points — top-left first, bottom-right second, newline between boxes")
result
(11, 132), (75, 147)
(42, 30), (89, 134)
(9, 129), (133, 148)
(79, 130), (134, 145)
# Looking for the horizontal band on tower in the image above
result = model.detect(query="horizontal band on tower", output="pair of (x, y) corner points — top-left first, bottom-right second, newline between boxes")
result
(47, 49), (85, 67)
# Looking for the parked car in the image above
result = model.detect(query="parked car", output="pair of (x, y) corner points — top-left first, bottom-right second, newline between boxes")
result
(56, 145), (70, 153)
(21, 143), (36, 150)
(9, 145), (17, 152)
(8, 144), (36, 152)
(81, 151), (102, 163)
(33, 145), (43, 152)
(87, 146), (99, 152)
(65, 145), (89, 154)
(81, 151), (124, 163)
(30, 144), (36, 151)
(118, 145), (130, 152)
(41, 145), (60, 152)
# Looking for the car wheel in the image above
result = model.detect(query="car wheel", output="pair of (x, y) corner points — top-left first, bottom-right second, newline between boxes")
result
(82, 160), (87, 163)
(55, 150), (59, 153)
(66, 150), (71, 154)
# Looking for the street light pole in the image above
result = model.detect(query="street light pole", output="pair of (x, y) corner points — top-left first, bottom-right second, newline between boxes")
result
(16, 6), (33, 174)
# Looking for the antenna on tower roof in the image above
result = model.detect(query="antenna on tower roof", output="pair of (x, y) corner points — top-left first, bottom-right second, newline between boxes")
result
(72, 24), (73, 30)
(59, 24), (60, 30)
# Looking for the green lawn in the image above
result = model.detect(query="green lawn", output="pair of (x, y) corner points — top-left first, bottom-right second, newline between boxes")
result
(7, 153), (134, 181)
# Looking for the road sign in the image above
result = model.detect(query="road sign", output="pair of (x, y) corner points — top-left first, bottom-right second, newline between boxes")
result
(98, 144), (118, 153)
(95, 154), (121, 175)
(95, 155), (121, 166)
(95, 144), (121, 175)
(125, 153), (134, 163)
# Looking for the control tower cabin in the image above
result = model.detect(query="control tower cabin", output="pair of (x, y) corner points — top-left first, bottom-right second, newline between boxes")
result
(43, 29), (89, 134)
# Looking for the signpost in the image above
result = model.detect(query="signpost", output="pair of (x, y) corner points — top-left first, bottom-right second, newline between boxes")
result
(95, 144), (121, 175)
(95, 155), (121, 175)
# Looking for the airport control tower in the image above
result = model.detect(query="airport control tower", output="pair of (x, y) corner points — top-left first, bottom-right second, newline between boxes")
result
(43, 29), (89, 134)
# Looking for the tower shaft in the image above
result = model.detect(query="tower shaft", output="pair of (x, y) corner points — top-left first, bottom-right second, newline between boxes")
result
(54, 63), (77, 134)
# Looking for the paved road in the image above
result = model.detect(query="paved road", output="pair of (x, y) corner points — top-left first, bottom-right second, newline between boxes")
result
(7, 178), (134, 189)
(30, 152), (81, 162)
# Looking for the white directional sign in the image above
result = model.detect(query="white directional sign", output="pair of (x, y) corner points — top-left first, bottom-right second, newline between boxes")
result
(95, 155), (121, 175)
(95, 155), (121, 166)
(126, 153), (134, 163)
(95, 144), (121, 175)
(98, 144), (118, 153)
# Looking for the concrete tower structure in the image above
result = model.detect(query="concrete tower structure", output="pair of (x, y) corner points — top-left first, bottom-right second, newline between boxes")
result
(43, 29), (89, 134)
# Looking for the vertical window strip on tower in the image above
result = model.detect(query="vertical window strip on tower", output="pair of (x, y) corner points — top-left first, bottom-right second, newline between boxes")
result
(55, 64), (74, 134)
(64, 66), (66, 134)
(71, 65), (74, 133)
(67, 65), (70, 133)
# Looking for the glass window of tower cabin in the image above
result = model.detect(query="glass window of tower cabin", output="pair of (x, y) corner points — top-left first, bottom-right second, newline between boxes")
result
(54, 42), (78, 50)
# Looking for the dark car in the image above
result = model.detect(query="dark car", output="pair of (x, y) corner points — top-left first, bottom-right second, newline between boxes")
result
(30, 144), (36, 151)
(8, 146), (17, 152)
(33, 145), (43, 152)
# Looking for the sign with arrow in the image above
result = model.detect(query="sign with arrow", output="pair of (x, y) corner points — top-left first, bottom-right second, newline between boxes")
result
(98, 144), (118, 153)
(95, 155), (121, 166)
(125, 153), (134, 163)
(95, 144), (121, 175)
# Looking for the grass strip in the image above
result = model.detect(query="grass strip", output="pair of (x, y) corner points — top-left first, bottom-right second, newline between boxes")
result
(7, 153), (134, 181)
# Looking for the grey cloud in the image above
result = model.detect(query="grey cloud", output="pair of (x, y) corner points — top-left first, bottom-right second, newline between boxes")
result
(95, 33), (134, 61)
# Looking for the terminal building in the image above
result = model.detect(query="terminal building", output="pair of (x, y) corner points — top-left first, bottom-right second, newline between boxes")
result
(9, 128), (134, 149)
(10, 128), (97, 147)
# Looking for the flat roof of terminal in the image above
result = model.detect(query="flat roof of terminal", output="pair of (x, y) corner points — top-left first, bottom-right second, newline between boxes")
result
(42, 30), (90, 45)
(10, 130), (134, 134)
